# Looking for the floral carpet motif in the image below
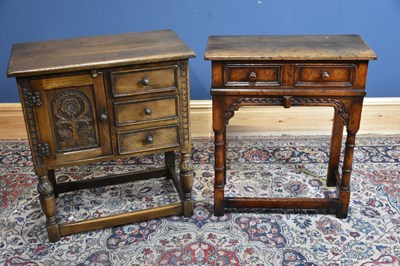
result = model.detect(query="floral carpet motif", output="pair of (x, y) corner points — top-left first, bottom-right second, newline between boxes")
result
(0, 135), (400, 265)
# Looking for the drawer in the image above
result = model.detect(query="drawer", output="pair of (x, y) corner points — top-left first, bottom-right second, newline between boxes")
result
(295, 64), (355, 87)
(224, 64), (282, 86)
(117, 125), (179, 155)
(114, 96), (178, 126)
(111, 65), (177, 97)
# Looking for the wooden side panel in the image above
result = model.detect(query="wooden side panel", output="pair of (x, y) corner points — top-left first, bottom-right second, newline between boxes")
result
(353, 62), (369, 89)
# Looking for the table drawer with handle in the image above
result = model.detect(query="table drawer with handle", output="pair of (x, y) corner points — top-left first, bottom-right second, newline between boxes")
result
(223, 64), (282, 87)
(111, 65), (178, 97)
(295, 64), (355, 87)
(117, 125), (180, 155)
(114, 96), (178, 126)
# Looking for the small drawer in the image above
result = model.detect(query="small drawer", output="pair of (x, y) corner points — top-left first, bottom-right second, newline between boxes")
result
(117, 125), (179, 155)
(111, 65), (177, 97)
(224, 64), (282, 86)
(114, 96), (178, 126)
(295, 64), (355, 87)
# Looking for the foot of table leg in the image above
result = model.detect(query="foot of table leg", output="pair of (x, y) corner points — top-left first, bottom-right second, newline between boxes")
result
(327, 111), (344, 187)
(336, 190), (350, 219)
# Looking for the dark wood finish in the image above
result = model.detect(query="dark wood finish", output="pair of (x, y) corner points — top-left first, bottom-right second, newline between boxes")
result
(204, 35), (377, 61)
(205, 34), (376, 218)
(7, 29), (195, 77)
(117, 125), (180, 154)
(7, 30), (195, 242)
(111, 65), (178, 97)
(114, 96), (178, 126)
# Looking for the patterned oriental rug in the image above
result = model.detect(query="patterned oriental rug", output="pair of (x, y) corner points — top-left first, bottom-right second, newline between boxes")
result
(1, 135), (400, 265)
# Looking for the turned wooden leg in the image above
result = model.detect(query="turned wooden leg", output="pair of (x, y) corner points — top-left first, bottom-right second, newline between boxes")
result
(47, 169), (58, 198)
(214, 127), (225, 216)
(327, 111), (344, 187)
(336, 129), (357, 218)
(179, 152), (194, 216)
(165, 151), (176, 179)
(223, 128), (227, 185)
(336, 98), (363, 218)
(213, 98), (227, 217)
(37, 175), (60, 242)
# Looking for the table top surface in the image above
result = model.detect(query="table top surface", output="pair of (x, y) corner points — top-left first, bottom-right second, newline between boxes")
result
(7, 29), (195, 77)
(204, 34), (377, 61)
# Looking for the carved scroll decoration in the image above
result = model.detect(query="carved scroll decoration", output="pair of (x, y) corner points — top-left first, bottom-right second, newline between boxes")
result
(52, 90), (97, 151)
(224, 97), (349, 126)
(224, 98), (282, 125)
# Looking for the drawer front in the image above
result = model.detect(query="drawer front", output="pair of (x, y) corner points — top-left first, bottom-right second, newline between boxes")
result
(114, 96), (178, 126)
(111, 65), (177, 97)
(117, 125), (179, 155)
(295, 64), (355, 87)
(224, 64), (281, 86)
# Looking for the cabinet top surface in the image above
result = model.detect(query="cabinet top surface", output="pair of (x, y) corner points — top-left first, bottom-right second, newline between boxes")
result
(204, 35), (377, 61)
(7, 29), (195, 77)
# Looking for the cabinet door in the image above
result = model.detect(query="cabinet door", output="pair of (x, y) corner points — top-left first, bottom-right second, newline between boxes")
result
(31, 73), (112, 167)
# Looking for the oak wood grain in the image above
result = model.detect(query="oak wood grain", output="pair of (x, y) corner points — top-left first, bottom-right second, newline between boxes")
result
(7, 29), (195, 77)
(205, 35), (377, 61)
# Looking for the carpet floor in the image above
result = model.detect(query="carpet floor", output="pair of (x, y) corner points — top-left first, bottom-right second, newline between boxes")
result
(0, 135), (399, 265)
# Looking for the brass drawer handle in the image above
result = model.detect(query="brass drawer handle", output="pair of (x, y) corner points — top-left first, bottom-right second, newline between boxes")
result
(144, 107), (152, 115)
(248, 72), (257, 82)
(146, 135), (154, 144)
(142, 78), (150, 86)
(321, 71), (330, 81)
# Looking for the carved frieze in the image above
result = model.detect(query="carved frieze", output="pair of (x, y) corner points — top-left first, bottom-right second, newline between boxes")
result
(225, 97), (349, 125)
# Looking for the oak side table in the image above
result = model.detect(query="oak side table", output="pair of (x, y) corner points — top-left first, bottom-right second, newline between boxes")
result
(204, 35), (376, 218)
(7, 30), (195, 242)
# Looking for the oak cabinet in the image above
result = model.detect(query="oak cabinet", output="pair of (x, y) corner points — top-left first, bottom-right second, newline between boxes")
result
(7, 30), (195, 242)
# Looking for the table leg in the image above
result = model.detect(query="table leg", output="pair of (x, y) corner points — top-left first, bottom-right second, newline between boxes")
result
(213, 100), (226, 216)
(223, 128), (227, 185)
(37, 175), (60, 242)
(336, 98), (363, 218)
(179, 152), (194, 216)
(327, 111), (344, 187)
(214, 128), (226, 216)
(336, 129), (357, 218)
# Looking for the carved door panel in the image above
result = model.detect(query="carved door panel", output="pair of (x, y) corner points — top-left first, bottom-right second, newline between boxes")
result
(31, 73), (112, 167)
